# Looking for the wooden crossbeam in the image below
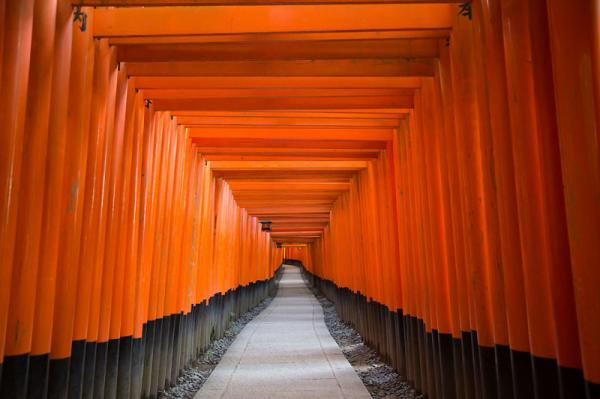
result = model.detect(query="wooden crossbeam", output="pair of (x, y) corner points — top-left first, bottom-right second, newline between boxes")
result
(194, 138), (388, 150)
(132, 76), (423, 89)
(109, 30), (450, 45)
(93, 5), (454, 37)
(79, 0), (458, 6)
(190, 127), (393, 141)
(179, 115), (403, 128)
(125, 59), (434, 78)
(144, 88), (415, 99)
(116, 39), (439, 62)
(210, 160), (368, 171)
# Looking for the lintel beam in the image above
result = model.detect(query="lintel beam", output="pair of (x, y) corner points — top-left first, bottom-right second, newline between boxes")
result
(190, 127), (393, 141)
(210, 160), (368, 171)
(228, 181), (349, 191)
(194, 138), (387, 150)
(125, 59), (434, 78)
(80, 1), (458, 5)
(154, 95), (413, 111)
(179, 115), (402, 128)
(132, 76), (423, 89)
(144, 88), (414, 99)
(117, 39), (439, 62)
(108, 30), (450, 45)
(92, 5), (454, 37)
(205, 154), (378, 161)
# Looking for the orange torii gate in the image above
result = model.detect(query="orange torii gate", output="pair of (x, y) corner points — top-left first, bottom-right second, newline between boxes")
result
(0, 1), (599, 398)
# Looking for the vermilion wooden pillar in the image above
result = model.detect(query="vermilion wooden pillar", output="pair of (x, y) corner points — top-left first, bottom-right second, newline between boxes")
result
(92, 47), (124, 399)
(131, 101), (156, 399)
(526, 1), (585, 397)
(501, 2), (562, 398)
(422, 75), (456, 399)
(469, 5), (514, 399)
(476, 2), (531, 398)
(1, 0), (53, 397)
(546, 1), (600, 397)
(0, 1), (34, 393)
(42, 2), (75, 397)
(106, 74), (136, 392)
(449, 10), (500, 399)
(152, 114), (177, 395)
(79, 38), (114, 399)
(435, 46), (466, 399)
(143, 112), (167, 398)
(13, 7), (58, 390)
(62, 10), (95, 397)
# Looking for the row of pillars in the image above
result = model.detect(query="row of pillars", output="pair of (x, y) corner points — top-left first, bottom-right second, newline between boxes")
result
(302, 1), (600, 398)
(0, 2), (283, 397)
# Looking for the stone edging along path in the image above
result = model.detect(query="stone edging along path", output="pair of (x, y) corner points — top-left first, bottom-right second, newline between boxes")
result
(161, 265), (421, 399)
(159, 297), (274, 399)
(310, 288), (423, 399)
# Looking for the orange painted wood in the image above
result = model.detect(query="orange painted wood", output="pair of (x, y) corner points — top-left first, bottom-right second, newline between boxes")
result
(92, 5), (453, 37)
(41, 0), (76, 360)
(193, 139), (388, 150)
(189, 127), (394, 142)
(132, 76), (423, 90)
(40, 0), (92, 359)
(78, 0), (457, 5)
(83, 40), (116, 347)
(475, 0), (530, 353)
(146, 113), (170, 324)
(177, 116), (403, 128)
(109, 30), (449, 46)
(64, 10), (96, 345)
(96, 54), (126, 346)
(117, 39), (439, 62)
(125, 59), (434, 78)
(83, 39), (116, 346)
(501, 0), (559, 360)
(133, 105), (158, 338)
(546, 0), (600, 383)
(7, 0), (57, 358)
(144, 88), (415, 99)
(1, 1), (599, 395)
(527, 0), (582, 371)
(448, 10), (495, 347)
(0, 0), (34, 362)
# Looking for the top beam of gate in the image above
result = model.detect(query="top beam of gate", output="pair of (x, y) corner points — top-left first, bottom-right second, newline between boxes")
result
(91, 4), (454, 37)
(75, 0), (458, 5)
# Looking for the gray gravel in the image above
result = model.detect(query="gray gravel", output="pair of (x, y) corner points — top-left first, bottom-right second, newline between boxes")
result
(310, 288), (422, 399)
(159, 297), (274, 399)
(160, 277), (420, 399)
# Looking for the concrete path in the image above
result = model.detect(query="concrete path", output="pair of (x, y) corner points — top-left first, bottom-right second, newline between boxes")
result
(194, 265), (372, 399)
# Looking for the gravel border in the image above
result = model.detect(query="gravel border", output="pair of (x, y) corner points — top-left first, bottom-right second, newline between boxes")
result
(160, 275), (420, 399)
(159, 296), (274, 399)
(309, 286), (422, 399)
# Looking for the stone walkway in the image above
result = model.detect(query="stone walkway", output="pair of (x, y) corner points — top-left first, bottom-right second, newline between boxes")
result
(194, 265), (372, 399)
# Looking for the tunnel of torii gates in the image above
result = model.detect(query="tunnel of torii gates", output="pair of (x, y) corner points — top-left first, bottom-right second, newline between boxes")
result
(0, 0), (599, 398)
